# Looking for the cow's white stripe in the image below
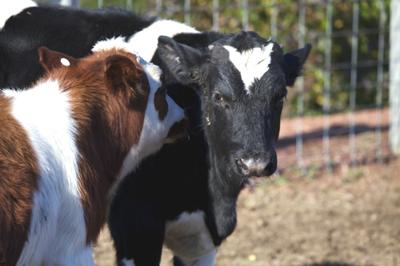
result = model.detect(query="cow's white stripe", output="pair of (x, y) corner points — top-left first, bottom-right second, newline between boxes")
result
(223, 43), (274, 94)
(3, 81), (91, 265)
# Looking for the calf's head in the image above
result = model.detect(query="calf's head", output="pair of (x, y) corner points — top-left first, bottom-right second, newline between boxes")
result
(38, 47), (185, 179)
(157, 32), (310, 180)
(157, 31), (310, 241)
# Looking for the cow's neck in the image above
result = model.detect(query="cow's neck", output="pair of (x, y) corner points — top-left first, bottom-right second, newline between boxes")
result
(65, 81), (145, 244)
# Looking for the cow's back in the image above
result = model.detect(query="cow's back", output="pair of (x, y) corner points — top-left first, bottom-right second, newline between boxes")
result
(0, 6), (155, 89)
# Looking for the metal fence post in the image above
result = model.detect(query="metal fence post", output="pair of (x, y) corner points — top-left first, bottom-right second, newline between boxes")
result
(376, 0), (386, 162)
(296, 0), (306, 170)
(391, 0), (400, 154)
(59, 0), (80, 6)
(323, 0), (333, 172)
(349, 0), (359, 165)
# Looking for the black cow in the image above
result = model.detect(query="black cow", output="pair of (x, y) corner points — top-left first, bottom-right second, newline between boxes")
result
(108, 32), (311, 266)
(0, 5), (155, 88)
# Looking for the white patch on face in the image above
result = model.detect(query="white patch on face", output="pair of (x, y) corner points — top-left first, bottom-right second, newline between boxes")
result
(126, 19), (199, 62)
(3, 81), (93, 265)
(0, 0), (37, 29)
(223, 43), (274, 94)
(60, 57), (70, 67)
(121, 258), (136, 266)
(164, 211), (215, 262)
(112, 58), (184, 196)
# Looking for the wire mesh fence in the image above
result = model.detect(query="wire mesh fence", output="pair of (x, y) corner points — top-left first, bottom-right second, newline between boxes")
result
(43, 0), (392, 173)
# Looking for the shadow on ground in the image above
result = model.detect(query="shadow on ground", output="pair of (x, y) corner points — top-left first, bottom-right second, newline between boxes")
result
(305, 262), (354, 266)
(277, 123), (389, 149)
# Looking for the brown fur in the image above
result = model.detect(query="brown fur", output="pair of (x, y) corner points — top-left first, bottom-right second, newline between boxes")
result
(167, 119), (188, 141)
(0, 95), (39, 266)
(39, 47), (150, 243)
(154, 87), (168, 120)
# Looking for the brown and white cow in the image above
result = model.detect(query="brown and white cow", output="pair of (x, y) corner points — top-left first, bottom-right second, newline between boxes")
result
(0, 47), (185, 265)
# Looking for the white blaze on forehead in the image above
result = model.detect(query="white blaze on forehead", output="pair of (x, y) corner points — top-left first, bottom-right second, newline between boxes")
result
(223, 43), (274, 94)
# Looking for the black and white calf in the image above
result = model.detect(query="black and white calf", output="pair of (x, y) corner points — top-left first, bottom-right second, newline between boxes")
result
(0, 5), (197, 89)
(108, 32), (311, 266)
(0, 46), (185, 265)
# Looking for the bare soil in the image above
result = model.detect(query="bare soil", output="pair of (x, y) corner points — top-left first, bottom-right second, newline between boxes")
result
(94, 108), (400, 266)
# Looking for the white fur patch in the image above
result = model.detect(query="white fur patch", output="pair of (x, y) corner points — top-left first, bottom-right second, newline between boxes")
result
(92, 20), (198, 63)
(242, 158), (267, 172)
(92, 36), (132, 53)
(164, 211), (215, 262)
(0, 0), (37, 29)
(223, 43), (274, 94)
(126, 19), (199, 62)
(121, 258), (136, 266)
(60, 58), (70, 67)
(3, 81), (92, 265)
(178, 249), (217, 266)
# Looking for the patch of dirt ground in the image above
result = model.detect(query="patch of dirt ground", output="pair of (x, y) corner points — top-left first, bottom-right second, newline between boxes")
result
(94, 109), (400, 266)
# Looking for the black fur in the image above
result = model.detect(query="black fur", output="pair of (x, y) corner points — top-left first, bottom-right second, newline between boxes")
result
(0, 5), (154, 88)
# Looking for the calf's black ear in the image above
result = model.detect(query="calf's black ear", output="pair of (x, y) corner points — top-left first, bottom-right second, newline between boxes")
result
(156, 36), (203, 85)
(38, 46), (77, 72)
(283, 43), (312, 86)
